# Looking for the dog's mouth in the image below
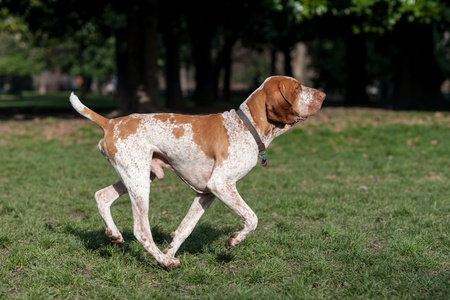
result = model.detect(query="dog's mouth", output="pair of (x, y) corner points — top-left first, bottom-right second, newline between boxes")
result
(295, 116), (308, 122)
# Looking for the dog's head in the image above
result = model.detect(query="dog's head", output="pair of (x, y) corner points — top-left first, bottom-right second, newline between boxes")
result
(264, 76), (326, 124)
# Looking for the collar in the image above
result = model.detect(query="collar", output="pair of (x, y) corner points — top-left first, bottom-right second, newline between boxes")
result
(236, 108), (268, 167)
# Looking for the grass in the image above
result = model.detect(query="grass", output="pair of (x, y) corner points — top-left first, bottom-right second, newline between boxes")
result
(0, 108), (449, 299)
(0, 91), (117, 110)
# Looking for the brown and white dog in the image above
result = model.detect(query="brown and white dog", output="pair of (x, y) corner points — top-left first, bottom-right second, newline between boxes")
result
(70, 76), (325, 267)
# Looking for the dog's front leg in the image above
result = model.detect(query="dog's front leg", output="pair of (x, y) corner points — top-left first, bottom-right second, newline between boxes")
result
(208, 180), (258, 250)
(163, 193), (215, 257)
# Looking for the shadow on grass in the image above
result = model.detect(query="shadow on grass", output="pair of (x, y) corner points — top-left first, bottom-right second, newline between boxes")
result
(61, 222), (236, 266)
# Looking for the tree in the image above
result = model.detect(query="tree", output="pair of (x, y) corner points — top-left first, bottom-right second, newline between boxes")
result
(2, 0), (119, 96)
(159, 0), (184, 110)
(0, 8), (45, 93)
(118, 0), (159, 113)
(184, 1), (220, 107)
(390, 18), (445, 109)
(318, 0), (449, 109)
(286, 0), (450, 109)
(183, 0), (262, 106)
(3, 0), (449, 111)
(3, 0), (160, 113)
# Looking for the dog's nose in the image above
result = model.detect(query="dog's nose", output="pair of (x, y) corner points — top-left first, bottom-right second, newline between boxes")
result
(317, 91), (326, 102)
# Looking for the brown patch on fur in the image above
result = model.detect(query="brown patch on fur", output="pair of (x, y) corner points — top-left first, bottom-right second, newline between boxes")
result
(246, 89), (270, 136)
(99, 116), (143, 165)
(170, 114), (230, 166)
(98, 112), (230, 168)
(80, 107), (91, 118)
(113, 116), (143, 140)
(172, 127), (185, 139)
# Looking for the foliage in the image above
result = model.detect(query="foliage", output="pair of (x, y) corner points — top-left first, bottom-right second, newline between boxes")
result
(272, 0), (449, 34)
(1, 0), (449, 108)
(1, 110), (449, 298)
(0, 9), (44, 76)
(347, 0), (449, 34)
(44, 34), (116, 83)
(1, 1), (117, 83)
(0, 33), (45, 76)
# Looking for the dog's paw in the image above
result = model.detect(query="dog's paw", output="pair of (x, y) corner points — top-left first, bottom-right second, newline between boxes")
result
(225, 232), (240, 250)
(105, 229), (124, 244)
(158, 257), (180, 268)
(162, 245), (172, 255)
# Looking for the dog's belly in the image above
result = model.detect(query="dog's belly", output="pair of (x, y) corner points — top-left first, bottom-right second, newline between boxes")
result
(141, 115), (226, 193)
(152, 139), (216, 193)
(169, 159), (215, 193)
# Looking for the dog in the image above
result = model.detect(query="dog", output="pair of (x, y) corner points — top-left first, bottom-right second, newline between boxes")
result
(70, 76), (325, 267)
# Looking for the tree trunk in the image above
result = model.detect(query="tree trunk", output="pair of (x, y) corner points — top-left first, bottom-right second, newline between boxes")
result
(391, 19), (445, 110)
(270, 47), (276, 76)
(190, 35), (216, 106)
(345, 30), (369, 105)
(115, 0), (159, 114)
(161, 3), (183, 110)
(115, 27), (130, 114)
(221, 37), (235, 101)
(187, 14), (217, 107)
(124, 0), (142, 113)
(282, 45), (293, 77)
(141, 0), (159, 113)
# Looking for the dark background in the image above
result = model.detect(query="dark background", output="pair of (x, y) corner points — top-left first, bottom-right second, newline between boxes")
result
(1, 0), (449, 114)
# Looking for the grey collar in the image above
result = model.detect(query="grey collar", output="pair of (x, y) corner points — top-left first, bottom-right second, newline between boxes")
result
(236, 109), (268, 167)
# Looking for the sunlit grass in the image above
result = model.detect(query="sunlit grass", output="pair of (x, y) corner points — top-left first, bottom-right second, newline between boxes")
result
(0, 110), (449, 298)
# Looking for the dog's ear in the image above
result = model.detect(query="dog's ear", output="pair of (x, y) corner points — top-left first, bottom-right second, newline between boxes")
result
(279, 81), (293, 105)
(265, 80), (296, 124)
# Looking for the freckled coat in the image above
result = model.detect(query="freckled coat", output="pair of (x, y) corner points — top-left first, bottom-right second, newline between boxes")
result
(70, 76), (326, 267)
(98, 111), (254, 194)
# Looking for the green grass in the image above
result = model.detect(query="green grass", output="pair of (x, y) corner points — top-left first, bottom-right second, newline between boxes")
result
(0, 110), (449, 298)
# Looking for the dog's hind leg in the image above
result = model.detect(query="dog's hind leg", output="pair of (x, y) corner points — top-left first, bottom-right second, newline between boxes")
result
(163, 193), (215, 257)
(110, 147), (180, 267)
(95, 180), (128, 243)
(120, 169), (180, 268)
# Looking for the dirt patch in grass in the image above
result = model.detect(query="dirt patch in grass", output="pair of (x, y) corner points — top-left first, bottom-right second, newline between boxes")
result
(3, 288), (21, 295)
(0, 117), (96, 140)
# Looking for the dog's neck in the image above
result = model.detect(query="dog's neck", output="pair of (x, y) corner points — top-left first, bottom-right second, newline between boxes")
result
(238, 89), (293, 149)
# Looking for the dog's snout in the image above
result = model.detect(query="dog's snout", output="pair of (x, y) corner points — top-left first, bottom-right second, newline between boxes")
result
(317, 91), (326, 102)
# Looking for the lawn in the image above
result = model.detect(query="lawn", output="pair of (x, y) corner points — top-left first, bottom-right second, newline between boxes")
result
(0, 91), (118, 112)
(0, 108), (449, 299)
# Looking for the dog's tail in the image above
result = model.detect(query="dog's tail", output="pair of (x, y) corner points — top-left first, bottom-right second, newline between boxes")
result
(69, 92), (109, 129)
